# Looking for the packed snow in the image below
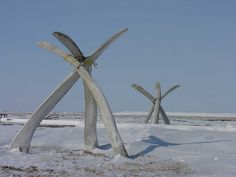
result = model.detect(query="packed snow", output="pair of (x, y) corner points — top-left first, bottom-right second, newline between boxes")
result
(0, 112), (236, 176)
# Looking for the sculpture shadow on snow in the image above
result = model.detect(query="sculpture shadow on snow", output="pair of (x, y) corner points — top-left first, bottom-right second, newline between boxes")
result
(98, 144), (112, 150)
(130, 135), (230, 159)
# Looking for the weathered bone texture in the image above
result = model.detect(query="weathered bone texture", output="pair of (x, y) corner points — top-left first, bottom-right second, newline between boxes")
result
(52, 32), (85, 61)
(160, 105), (170, 124)
(159, 84), (179, 124)
(152, 83), (161, 124)
(78, 66), (128, 157)
(9, 29), (128, 155)
(131, 84), (155, 103)
(89, 29), (128, 62)
(83, 71), (98, 150)
(144, 104), (154, 123)
(52, 32), (98, 150)
(162, 85), (180, 100)
(9, 71), (80, 152)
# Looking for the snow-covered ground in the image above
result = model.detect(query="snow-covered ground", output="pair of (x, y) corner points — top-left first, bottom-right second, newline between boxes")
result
(1, 112), (236, 176)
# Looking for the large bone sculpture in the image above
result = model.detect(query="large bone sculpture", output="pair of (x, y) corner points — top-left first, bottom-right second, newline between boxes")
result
(9, 29), (129, 157)
(132, 83), (179, 124)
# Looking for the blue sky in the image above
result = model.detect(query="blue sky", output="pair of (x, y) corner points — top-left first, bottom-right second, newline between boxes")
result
(0, 0), (236, 113)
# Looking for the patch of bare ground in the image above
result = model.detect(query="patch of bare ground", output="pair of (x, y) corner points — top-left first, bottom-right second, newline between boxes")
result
(1, 147), (194, 177)
(108, 159), (194, 177)
(0, 165), (69, 177)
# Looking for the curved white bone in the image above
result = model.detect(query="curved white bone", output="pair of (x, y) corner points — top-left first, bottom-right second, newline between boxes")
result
(144, 104), (154, 123)
(9, 71), (80, 152)
(162, 85), (180, 100)
(53, 31), (84, 60)
(89, 28), (128, 62)
(78, 66), (128, 157)
(160, 106), (170, 124)
(83, 76), (98, 150)
(131, 84), (155, 103)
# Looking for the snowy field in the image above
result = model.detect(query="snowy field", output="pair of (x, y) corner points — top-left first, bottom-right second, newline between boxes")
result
(1, 112), (236, 177)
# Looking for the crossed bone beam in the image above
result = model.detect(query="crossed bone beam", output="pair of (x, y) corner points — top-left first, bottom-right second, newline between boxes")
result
(52, 31), (97, 150)
(9, 29), (128, 157)
(132, 83), (180, 124)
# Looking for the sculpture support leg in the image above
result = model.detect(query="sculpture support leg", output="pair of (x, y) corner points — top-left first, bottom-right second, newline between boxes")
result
(9, 71), (80, 152)
(160, 105), (170, 125)
(83, 71), (98, 150)
(152, 83), (161, 124)
(152, 99), (161, 124)
(78, 66), (128, 157)
(144, 104), (154, 123)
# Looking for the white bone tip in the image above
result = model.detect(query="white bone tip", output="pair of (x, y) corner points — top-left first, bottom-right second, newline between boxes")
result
(37, 41), (47, 48)
(52, 31), (59, 36)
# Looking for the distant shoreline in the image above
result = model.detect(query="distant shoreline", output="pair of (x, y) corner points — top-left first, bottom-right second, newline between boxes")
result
(1, 111), (236, 121)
